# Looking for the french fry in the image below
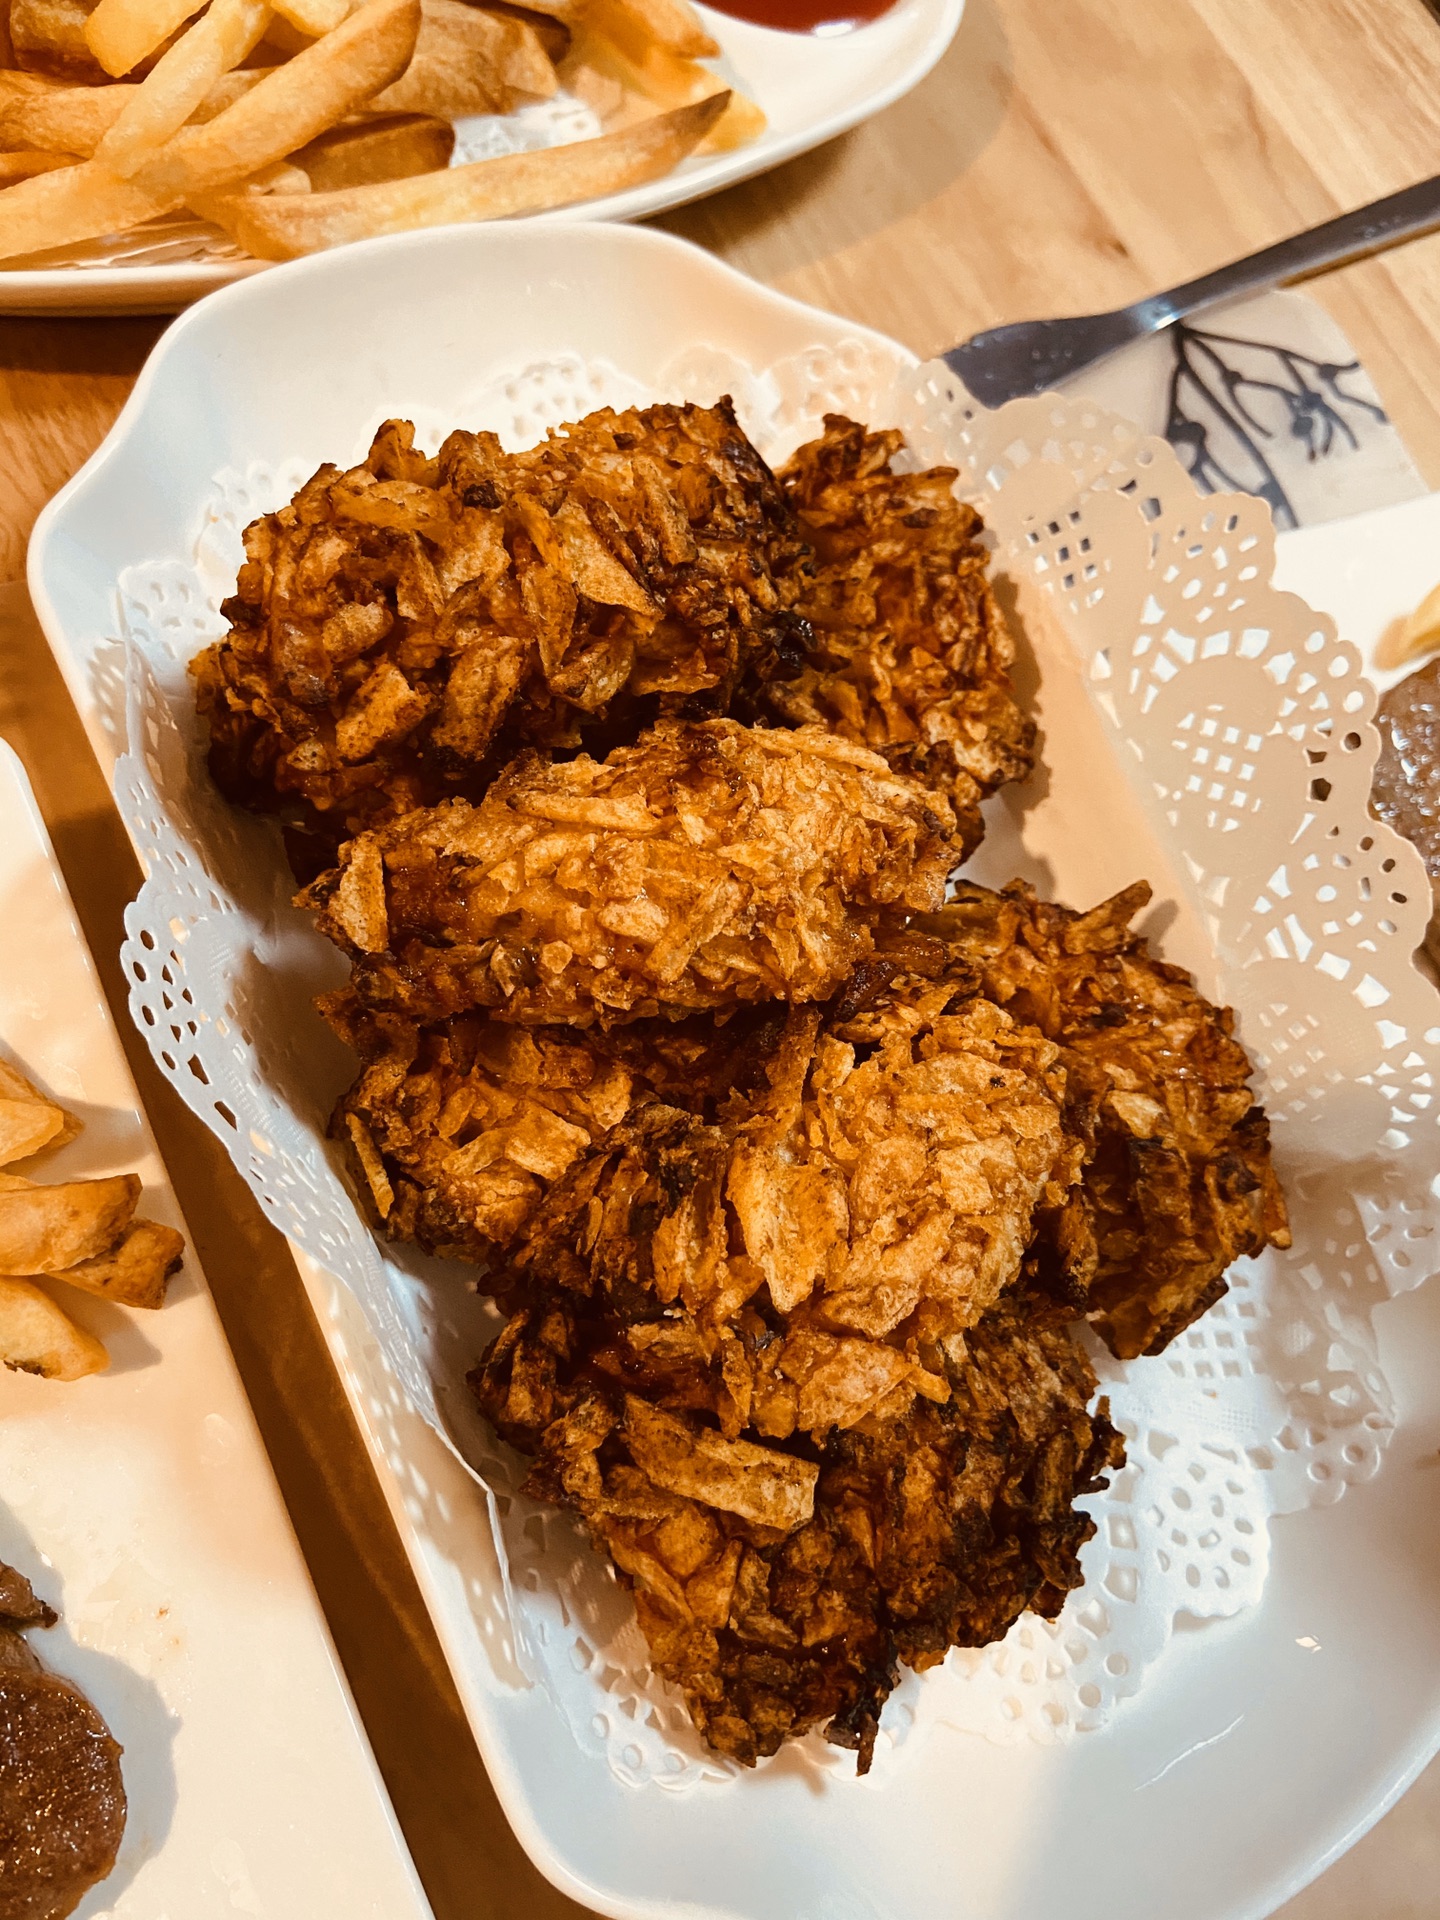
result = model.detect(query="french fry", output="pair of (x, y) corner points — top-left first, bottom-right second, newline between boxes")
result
(483, 0), (576, 20)
(273, 0), (349, 35)
(55, 1217), (185, 1310)
(0, 1275), (107, 1380)
(133, 0), (419, 197)
(189, 66), (278, 118)
(369, 0), (552, 118)
(557, 52), (631, 125)
(200, 90), (725, 256)
(293, 111), (453, 190)
(0, 1059), (77, 1128)
(0, 158), (178, 262)
(11, 0), (114, 83)
(84, 0), (206, 78)
(1389, 581), (1440, 669)
(0, 150), (83, 180)
(585, 0), (717, 62)
(257, 13), (315, 56)
(0, 1097), (67, 1164)
(94, 0), (271, 175)
(484, 2), (569, 65)
(0, 76), (136, 157)
(0, 1063), (79, 1143)
(0, 1173), (139, 1272)
(567, 23), (763, 151)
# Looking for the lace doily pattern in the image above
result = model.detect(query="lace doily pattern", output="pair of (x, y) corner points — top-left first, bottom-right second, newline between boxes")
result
(108, 347), (1438, 1777)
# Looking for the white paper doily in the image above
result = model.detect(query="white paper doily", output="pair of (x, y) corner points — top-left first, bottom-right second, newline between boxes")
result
(110, 344), (1440, 1784)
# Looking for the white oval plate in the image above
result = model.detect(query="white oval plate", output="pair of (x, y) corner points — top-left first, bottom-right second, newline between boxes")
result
(0, 0), (962, 316)
(26, 221), (1440, 1920)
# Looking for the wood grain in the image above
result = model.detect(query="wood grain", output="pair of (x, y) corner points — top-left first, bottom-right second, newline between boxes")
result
(0, 317), (165, 582)
(662, 0), (1440, 480)
(2, 4), (1440, 1916)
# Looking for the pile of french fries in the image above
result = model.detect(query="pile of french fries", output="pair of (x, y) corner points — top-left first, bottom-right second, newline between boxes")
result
(0, 0), (760, 262)
(0, 1060), (184, 1380)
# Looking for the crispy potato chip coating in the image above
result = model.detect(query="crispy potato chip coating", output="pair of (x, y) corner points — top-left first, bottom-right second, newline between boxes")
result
(195, 399), (814, 871)
(474, 1282), (1121, 1771)
(623, 1397), (818, 1530)
(912, 880), (1291, 1358)
(328, 867), (1279, 1766)
(330, 878), (1283, 1363)
(484, 999), (1068, 1367)
(753, 414), (1035, 828)
(302, 719), (961, 1024)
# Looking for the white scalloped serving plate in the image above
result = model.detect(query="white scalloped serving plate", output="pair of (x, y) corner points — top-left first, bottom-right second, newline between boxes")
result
(0, 737), (433, 1920)
(25, 222), (1440, 1920)
(0, 0), (962, 315)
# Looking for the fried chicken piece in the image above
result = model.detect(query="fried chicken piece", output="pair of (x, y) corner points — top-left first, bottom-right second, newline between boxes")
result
(911, 880), (1291, 1358)
(473, 1283), (1123, 1772)
(750, 415), (1035, 836)
(328, 865), (1286, 1362)
(194, 401), (812, 873)
(332, 959), (1071, 1368)
(301, 719), (962, 1026)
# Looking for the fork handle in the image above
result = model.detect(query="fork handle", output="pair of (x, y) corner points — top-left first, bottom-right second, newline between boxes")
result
(1138, 173), (1440, 330)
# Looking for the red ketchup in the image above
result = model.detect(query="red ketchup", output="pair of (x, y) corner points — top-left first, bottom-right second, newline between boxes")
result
(703, 0), (894, 31)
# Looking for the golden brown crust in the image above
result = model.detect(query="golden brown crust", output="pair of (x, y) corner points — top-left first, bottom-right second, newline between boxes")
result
(331, 871), (1283, 1767)
(195, 406), (1035, 880)
(755, 415), (1035, 829)
(194, 401), (813, 873)
(472, 1283), (1122, 1772)
(916, 881), (1292, 1358)
(299, 719), (963, 1026)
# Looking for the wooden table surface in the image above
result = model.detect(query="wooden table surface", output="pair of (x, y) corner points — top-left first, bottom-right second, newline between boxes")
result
(3, 1), (1440, 1914)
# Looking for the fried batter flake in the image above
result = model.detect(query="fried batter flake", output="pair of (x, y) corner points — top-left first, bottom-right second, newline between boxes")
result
(473, 1283), (1123, 1772)
(911, 880), (1292, 1358)
(301, 719), (962, 1026)
(194, 401), (812, 870)
(756, 415), (1036, 839)
(387, 985), (1062, 1352)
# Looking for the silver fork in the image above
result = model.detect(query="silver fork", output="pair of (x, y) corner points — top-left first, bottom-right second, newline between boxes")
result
(943, 173), (1440, 408)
